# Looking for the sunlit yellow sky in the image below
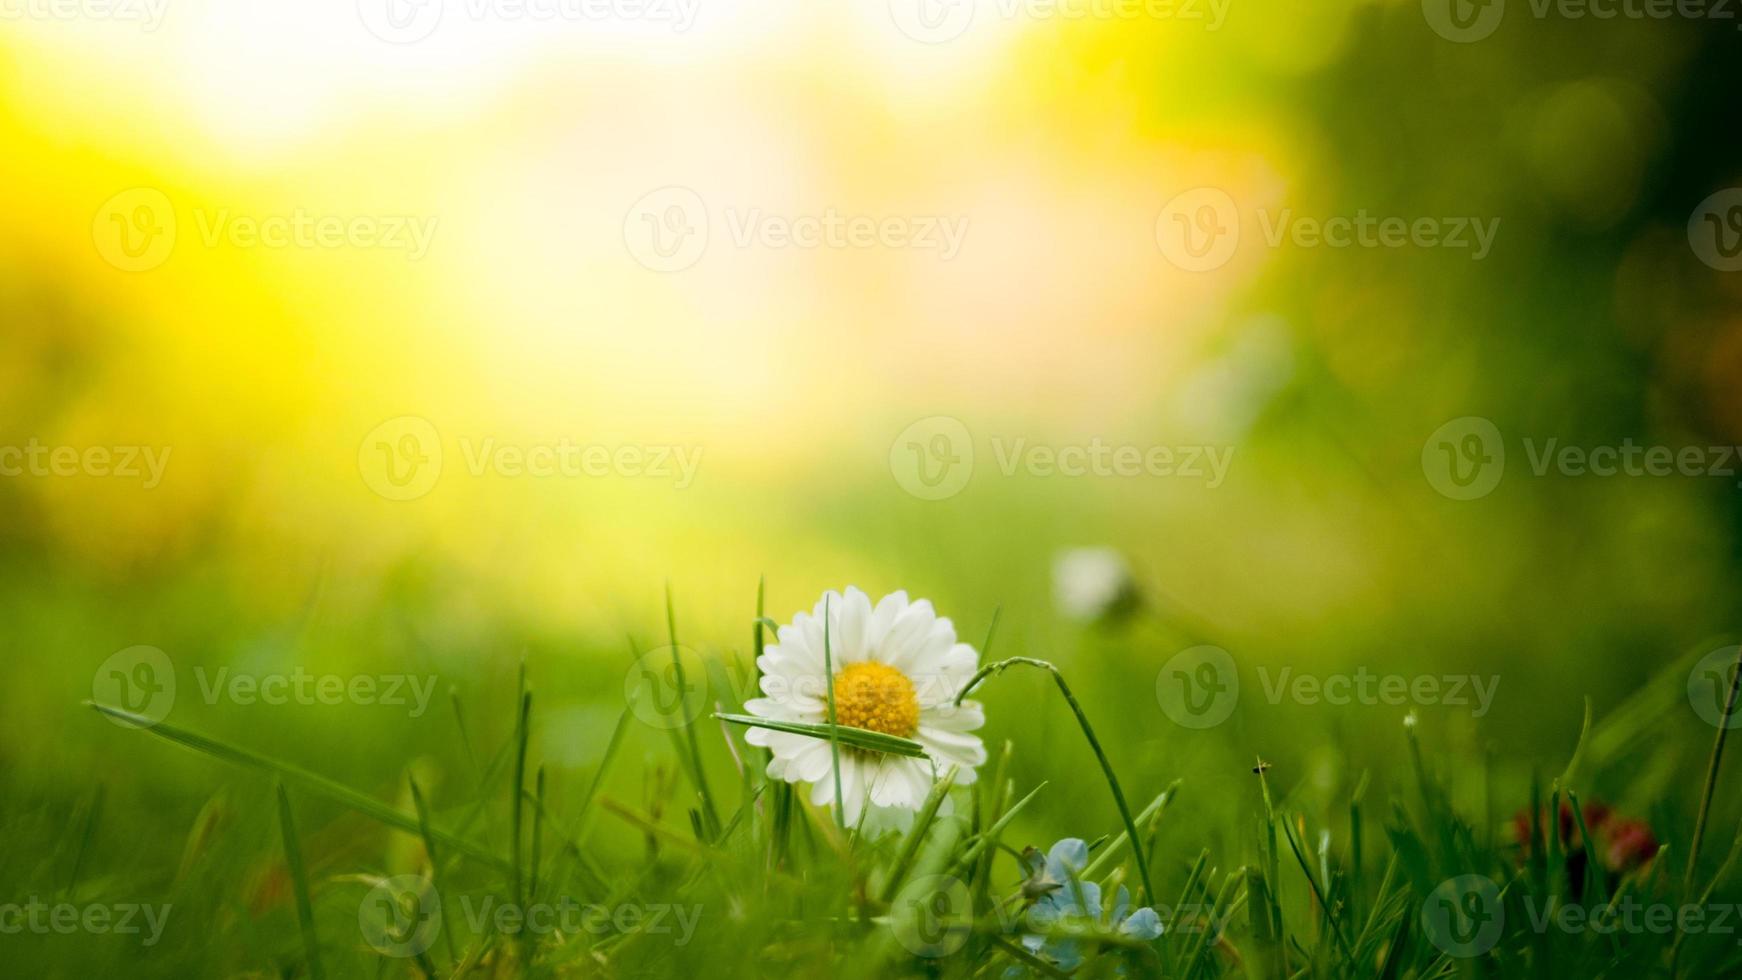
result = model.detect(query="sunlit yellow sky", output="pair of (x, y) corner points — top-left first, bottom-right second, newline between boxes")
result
(2, 0), (1473, 648)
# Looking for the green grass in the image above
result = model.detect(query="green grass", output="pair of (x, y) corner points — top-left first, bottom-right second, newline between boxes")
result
(8, 586), (1742, 978)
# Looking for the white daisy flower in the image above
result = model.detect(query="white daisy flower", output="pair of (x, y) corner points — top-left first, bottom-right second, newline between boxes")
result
(744, 587), (987, 826)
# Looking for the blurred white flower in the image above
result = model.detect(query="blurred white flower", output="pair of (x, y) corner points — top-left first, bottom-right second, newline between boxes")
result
(1053, 548), (1136, 622)
(745, 587), (986, 826)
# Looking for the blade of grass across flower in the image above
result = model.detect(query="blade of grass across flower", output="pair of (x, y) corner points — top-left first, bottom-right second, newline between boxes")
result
(87, 702), (509, 872)
(275, 782), (325, 980)
(712, 714), (927, 758)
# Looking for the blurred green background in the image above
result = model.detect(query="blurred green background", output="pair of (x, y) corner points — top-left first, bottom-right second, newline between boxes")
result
(4, 0), (1742, 973)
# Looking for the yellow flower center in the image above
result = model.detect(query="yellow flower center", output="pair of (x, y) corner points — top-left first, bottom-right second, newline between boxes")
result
(831, 661), (920, 739)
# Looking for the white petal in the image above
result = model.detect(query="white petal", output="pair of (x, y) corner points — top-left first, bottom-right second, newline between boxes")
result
(919, 727), (987, 771)
(867, 590), (909, 650)
(914, 645), (977, 706)
(835, 586), (874, 664)
(867, 758), (910, 808)
(743, 697), (801, 720)
(878, 598), (938, 670)
(809, 751), (857, 807)
(898, 757), (937, 803)
(919, 699), (985, 731)
(793, 740), (836, 783)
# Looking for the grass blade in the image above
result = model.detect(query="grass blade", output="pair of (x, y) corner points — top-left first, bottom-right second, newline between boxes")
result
(668, 582), (721, 840)
(408, 776), (459, 966)
(275, 782), (325, 980)
(878, 767), (958, 903)
(713, 714), (928, 758)
(1673, 643), (1742, 975)
(822, 594), (845, 833)
(511, 686), (530, 907)
(954, 657), (1154, 904)
(87, 702), (509, 872)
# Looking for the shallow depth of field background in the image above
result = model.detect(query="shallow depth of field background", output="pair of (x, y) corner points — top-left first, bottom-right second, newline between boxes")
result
(4, 0), (1742, 969)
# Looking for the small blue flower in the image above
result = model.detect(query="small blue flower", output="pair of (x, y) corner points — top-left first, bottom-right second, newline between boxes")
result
(1008, 838), (1162, 975)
